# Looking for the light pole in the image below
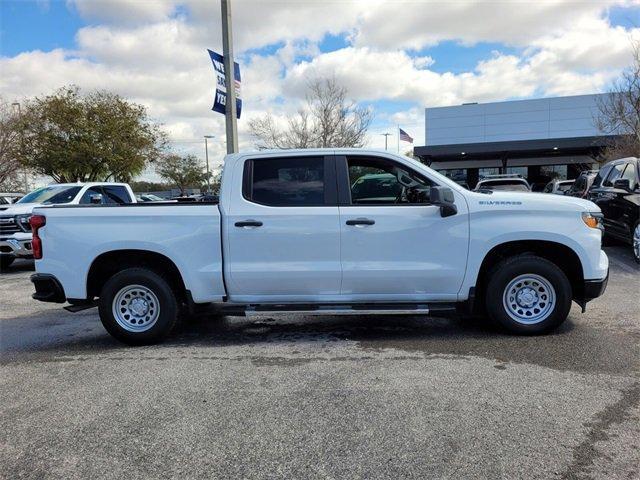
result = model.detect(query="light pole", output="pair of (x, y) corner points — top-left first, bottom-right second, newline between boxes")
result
(11, 102), (28, 193)
(381, 133), (391, 151)
(204, 135), (214, 193)
(221, 0), (238, 153)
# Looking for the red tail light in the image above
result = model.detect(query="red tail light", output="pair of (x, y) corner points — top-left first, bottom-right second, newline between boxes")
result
(29, 215), (46, 259)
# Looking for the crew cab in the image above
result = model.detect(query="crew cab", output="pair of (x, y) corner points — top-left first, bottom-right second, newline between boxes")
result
(0, 182), (135, 270)
(29, 149), (609, 344)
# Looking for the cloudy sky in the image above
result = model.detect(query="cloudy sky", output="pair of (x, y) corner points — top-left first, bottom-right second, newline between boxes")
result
(1, 0), (639, 175)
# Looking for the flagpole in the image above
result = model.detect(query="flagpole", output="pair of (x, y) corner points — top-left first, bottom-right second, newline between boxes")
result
(397, 124), (400, 153)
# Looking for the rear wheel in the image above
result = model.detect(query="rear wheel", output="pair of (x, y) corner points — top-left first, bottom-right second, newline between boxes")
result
(485, 255), (572, 334)
(98, 268), (178, 345)
(0, 255), (15, 271)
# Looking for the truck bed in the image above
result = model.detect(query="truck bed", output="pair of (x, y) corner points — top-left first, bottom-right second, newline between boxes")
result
(34, 203), (226, 303)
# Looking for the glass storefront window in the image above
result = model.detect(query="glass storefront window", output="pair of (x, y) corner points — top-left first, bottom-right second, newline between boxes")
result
(479, 167), (500, 178)
(540, 165), (568, 180)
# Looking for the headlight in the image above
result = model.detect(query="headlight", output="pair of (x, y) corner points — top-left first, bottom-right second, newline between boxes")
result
(582, 212), (604, 231)
(15, 214), (32, 232)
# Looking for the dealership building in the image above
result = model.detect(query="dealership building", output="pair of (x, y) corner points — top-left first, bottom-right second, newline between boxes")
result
(413, 93), (618, 189)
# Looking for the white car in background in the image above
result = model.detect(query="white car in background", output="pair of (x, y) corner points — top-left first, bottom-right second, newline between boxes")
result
(0, 182), (135, 270)
(474, 175), (532, 192)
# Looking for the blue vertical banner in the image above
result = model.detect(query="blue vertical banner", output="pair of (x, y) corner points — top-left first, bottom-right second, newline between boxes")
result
(207, 49), (242, 119)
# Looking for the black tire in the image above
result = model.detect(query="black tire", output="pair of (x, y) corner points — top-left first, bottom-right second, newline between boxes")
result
(485, 255), (572, 335)
(98, 268), (178, 345)
(0, 255), (15, 272)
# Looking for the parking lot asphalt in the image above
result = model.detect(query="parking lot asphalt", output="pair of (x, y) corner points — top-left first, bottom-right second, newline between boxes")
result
(1, 247), (639, 480)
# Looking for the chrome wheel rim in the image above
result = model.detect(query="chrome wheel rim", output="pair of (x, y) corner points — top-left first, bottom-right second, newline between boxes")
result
(112, 284), (160, 332)
(633, 225), (640, 262)
(502, 274), (555, 325)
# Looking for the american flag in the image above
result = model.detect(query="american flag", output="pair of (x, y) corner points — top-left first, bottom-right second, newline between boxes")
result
(399, 128), (413, 143)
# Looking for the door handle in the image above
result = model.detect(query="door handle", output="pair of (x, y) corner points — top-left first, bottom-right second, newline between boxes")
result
(346, 218), (375, 226)
(235, 220), (263, 228)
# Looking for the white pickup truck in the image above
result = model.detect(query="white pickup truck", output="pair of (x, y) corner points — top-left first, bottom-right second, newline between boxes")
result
(0, 182), (136, 270)
(29, 149), (609, 344)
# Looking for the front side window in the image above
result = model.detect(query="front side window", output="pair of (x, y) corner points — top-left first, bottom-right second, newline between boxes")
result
(620, 162), (638, 187)
(79, 187), (105, 204)
(347, 156), (433, 205)
(603, 163), (626, 187)
(245, 157), (325, 206)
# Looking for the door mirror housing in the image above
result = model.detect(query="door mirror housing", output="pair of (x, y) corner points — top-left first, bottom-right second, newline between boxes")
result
(430, 186), (457, 217)
(613, 178), (631, 191)
(89, 193), (103, 204)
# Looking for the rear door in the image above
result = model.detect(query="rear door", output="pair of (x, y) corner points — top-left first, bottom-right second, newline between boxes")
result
(336, 154), (469, 302)
(224, 154), (342, 302)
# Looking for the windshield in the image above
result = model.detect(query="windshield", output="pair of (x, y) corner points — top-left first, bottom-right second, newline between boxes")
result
(18, 185), (82, 205)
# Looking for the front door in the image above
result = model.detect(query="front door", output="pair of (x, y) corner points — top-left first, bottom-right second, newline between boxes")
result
(337, 155), (469, 302)
(224, 155), (342, 302)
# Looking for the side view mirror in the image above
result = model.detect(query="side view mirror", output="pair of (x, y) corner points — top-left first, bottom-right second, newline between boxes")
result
(89, 193), (103, 204)
(613, 178), (631, 191)
(430, 186), (457, 217)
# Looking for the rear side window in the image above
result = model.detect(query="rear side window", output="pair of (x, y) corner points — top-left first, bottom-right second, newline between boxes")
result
(244, 157), (326, 206)
(103, 186), (132, 204)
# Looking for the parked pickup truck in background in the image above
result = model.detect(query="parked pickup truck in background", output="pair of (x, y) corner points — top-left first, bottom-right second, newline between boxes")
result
(29, 149), (609, 344)
(0, 182), (135, 270)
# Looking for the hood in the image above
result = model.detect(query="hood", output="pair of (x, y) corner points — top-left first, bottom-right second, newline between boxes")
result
(0, 203), (43, 216)
(467, 190), (598, 212)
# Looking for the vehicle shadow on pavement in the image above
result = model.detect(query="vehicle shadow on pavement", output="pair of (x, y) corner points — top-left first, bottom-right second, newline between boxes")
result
(2, 308), (638, 375)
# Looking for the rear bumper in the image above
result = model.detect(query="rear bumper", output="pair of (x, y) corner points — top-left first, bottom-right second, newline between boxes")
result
(30, 273), (66, 303)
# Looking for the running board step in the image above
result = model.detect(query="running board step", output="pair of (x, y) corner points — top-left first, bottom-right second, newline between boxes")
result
(243, 303), (456, 317)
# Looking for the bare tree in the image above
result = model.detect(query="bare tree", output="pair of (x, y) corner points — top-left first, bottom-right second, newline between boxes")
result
(249, 78), (372, 149)
(0, 98), (24, 190)
(596, 41), (640, 161)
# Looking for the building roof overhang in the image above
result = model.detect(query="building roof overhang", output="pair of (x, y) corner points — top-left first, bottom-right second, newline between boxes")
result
(414, 135), (623, 163)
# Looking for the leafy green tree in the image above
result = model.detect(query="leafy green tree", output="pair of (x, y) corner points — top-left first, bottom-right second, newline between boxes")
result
(156, 154), (207, 196)
(0, 98), (24, 191)
(16, 86), (165, 183)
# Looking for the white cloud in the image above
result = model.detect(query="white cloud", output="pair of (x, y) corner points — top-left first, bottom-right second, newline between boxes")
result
(2, 0), (639, 182)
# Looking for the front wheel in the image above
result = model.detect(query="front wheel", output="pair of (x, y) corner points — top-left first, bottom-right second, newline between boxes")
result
(485, 255), (572, 335)
(98, 268), (178, 345)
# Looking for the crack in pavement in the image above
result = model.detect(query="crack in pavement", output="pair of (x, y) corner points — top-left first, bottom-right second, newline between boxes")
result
(561, 382), (640, 480)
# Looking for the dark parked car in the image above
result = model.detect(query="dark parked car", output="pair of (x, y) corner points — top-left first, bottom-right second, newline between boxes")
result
(566, 170), (598, 199)
(588, 157), (640, 263)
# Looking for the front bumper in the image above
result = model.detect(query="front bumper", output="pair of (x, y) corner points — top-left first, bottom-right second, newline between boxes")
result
(583, 273), (609, 301)
(0, 235), (33, 258)
(575, 270), (609, 312)
(30, 274), (66, 303)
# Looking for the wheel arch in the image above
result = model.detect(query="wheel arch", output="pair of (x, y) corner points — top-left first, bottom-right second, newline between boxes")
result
(87, 249), (188, 301)
(472, 240), (585, 313)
